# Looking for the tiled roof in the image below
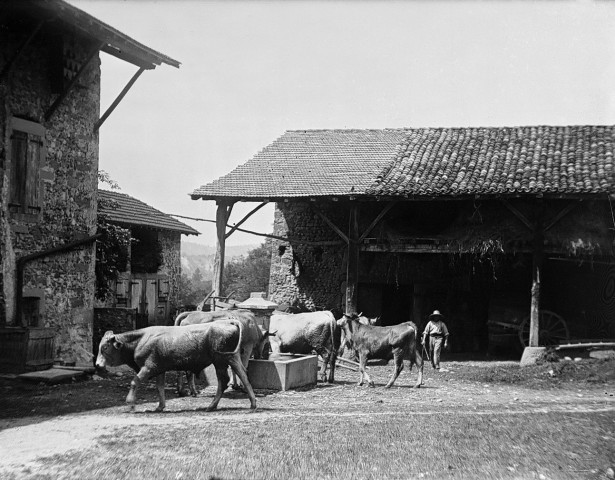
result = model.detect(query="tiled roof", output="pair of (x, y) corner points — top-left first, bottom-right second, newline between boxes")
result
(191, 129), (409, 199)
(370, 126), (615, 196)
(190, 126), (615, 201)
(98, 190), (199, 235)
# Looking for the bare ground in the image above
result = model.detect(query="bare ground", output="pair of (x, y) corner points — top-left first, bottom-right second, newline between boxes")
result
(0, 356), (614, 479)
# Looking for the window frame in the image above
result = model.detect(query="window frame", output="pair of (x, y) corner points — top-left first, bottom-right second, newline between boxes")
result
(8, 117), (46, 222)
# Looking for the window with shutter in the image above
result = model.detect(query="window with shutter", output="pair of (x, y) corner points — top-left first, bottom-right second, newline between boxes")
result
(9, 118), (45, 219)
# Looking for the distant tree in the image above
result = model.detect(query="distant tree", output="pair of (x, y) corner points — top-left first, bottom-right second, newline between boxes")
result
(178, 268), (212, 308)
(222, 240), (272, 302)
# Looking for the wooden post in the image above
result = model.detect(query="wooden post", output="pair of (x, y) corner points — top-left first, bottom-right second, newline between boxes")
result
(212, 201), (232, 307)
(529, 200), (545, 347)
(345, 204), (359, 314)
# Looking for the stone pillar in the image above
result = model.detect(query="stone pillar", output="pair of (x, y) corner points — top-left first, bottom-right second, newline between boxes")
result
(237, 292), (278, 331)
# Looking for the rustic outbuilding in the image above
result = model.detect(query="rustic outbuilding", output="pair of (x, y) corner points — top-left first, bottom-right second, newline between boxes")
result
(191, 127), (615, 355)
(0, 0), (179, 371)
(96, 189), (198, 328)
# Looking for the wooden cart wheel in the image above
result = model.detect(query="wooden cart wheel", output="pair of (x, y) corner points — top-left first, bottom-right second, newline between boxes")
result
(519, 310), (569, 347)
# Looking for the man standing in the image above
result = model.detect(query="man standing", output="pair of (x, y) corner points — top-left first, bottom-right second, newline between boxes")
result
(422, 310), (449, 370)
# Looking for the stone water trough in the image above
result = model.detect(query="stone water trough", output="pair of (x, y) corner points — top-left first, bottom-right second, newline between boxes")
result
(248, 354), (318, 391)
(238, 293), (318, 391)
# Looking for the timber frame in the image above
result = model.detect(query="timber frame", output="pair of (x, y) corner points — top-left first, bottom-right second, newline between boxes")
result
(208, 193), (612, 348)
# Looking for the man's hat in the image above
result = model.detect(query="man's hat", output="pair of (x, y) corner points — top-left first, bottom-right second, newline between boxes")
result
(428, 310), (445, 321)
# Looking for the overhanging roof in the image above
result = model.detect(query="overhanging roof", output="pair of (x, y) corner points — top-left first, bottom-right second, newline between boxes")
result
(14, 0), (180, 69)
(99, 190), (199, 236)
(191, 126), (615, 202)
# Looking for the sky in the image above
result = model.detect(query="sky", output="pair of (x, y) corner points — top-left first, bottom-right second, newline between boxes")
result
(68, 0), (615, 247)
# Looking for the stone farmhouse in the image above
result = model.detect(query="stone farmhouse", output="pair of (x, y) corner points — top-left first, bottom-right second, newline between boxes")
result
(0, 0), (178, 371)
(191, 127), (615, 355)
(96, 189), (198, 329)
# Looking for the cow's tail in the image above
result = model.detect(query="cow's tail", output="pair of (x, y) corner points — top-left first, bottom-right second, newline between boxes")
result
(174, 311), (190, 326)
(407, 322), (421, 365)
(212, 319), (244, 356)
(328, 311), (337, 354)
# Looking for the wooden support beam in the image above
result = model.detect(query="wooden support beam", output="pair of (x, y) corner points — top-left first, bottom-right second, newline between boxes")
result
(93, 66), (145, 132)
(529, 200), (545, 347)
(169, 213), (343, 246)
(0, 20), (46, 82)
(358, 201), (397, 242)
(212, 201), (234, 304)
(45, 42), (103, 122)
(225, 202), (267, 238)
(345, 204), (360, 314)
(544, 201), (578, 232)
(501, 199), (533, 231)
(312, 205), (349, 244)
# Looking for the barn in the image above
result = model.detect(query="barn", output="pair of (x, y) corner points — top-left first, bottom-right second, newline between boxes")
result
(191, 127), (615, 356)
(0, 1), (178, 371)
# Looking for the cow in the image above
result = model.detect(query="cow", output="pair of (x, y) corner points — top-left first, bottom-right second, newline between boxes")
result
(269, 311), (340, 383)
(174, 308), (273, 395)
(336, 313), (423, 388)
(95, 321), (257, 412)
(338, 314), (379, 358)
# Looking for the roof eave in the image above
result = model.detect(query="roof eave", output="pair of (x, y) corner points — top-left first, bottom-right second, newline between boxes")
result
(190, 191), (613, 203)
(104, 218), (199, 236)
(34, 0), (181, 69)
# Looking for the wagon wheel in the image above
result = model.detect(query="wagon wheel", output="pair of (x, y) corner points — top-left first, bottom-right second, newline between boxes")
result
(519, 310), (569, 348)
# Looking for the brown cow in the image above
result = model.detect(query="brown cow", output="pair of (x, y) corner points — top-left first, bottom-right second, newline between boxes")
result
(174, 309), (272, 395)
(337, 313), (423, 388)
(95, 322), (257, 412)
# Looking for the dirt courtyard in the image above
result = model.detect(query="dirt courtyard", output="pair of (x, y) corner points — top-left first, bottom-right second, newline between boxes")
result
(0, 356), (614, 479)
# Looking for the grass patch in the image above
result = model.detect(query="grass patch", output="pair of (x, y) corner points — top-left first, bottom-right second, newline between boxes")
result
(8, 411), (614, 480)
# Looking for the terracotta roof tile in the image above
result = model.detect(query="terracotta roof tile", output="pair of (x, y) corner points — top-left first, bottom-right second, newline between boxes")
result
(190, 126), (615, 200)
(98, 190), (199, 235)
(370, 126), (614, 196)
(191, 129), (409, 199)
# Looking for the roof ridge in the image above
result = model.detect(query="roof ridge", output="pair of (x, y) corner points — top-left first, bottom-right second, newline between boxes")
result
(285, 125), (615, 133)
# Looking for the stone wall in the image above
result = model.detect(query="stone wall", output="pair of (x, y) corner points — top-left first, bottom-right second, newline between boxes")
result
(269, 203), (347, 315)
(158, 230), (182, 315)
(0, 26), (100, 365)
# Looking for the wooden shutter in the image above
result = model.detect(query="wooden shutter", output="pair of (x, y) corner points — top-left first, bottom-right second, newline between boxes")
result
(9, 130), (28, 206)
(25, 133), (42, 210)
(10, 118), (45, 214)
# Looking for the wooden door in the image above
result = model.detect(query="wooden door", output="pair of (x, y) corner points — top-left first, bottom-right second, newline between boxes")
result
(130, 279), (148, 329)
(145, 278), (158, 325)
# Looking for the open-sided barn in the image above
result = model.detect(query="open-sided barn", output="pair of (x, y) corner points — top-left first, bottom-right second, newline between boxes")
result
(191, 127), (615, 355)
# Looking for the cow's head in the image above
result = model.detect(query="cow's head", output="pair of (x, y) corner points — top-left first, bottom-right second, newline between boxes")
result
(337, 312), (360, 327)
(95, 330), (124, 369)
(253, 328), (277, 360)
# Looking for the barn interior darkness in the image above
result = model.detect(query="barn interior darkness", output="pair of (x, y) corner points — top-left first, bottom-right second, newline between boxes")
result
(349, 200), (614, 355)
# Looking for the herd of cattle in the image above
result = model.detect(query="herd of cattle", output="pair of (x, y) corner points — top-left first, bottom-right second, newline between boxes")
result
(95, 308), (425, 412)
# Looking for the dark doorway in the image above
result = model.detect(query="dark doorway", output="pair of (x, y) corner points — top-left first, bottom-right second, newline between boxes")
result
(357, 283), (413, 326)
